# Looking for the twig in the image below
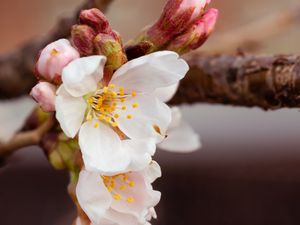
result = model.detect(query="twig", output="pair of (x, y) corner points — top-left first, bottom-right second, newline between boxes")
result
(0, 0), (113, 100)
(170, 52), (300, 110)
(204, 5), (300, 53)
(0, 116), (55, 158)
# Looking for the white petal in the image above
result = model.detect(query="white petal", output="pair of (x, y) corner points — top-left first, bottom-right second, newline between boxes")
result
(122, 139), (156, 172)
(79, 119), (130, 175)
(158, 109), (201, 152)
(143, 161), (162, 183)
(154, 83), (179, 103)
(115, 95), (171, 143)
(98, 209), (142, 225)
(111, 51), (189, 94)
(62, 56), (106, 97)
(76, 170), (112, 225)
(55, 86), (87, 138)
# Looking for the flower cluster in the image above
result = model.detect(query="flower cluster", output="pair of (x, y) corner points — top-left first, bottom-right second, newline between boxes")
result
(29, 0), (216, 224)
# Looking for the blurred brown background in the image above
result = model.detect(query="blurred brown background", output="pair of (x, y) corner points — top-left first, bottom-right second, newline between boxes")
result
(1, 0), (300, 225)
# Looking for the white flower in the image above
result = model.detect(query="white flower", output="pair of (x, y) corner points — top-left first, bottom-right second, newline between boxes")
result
(76, 161), (161, 225)
(154, 84), (201, 152)
(55, 51), (189, 174)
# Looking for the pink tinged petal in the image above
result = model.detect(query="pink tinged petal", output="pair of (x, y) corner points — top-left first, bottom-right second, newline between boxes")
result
(110, 171), (160, 218)
(158, 107), (201, 152)
(55, 85), (87, 138)
(122, 139), (156, 172)
(98, 209), (143, 225)
(111, 51), (189, 94)
(79, 119), (130, 175)
(36, 39), (80, 82)
(30, 82), (56, 112)
(154, 83), (179, 103)
(76, 170), (112, 225)
(62, 55), (107, 97)
(115, 95), (172, 143)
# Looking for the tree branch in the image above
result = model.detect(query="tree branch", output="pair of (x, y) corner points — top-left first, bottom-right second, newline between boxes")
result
(170, 53), (300, 110)
(0, 0), (113, 100)
(0, 116), (55, 158)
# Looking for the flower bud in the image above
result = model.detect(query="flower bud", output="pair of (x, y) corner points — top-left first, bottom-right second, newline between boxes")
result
(167, 8), (218, 54)
(36, 39), (80, 83)
(94, 33), (127, 71)
(79, 8), (112, 34)
(71, 25), (96, 56)
(146, 0), (211, 47)
(30, 82), (56, 112)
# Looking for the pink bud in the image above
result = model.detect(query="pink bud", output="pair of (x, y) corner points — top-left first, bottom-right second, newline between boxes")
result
(147, 0), (211, 47)
(79, 8), (112, 34)
(167, 8), (218, 54)
(71, 25), (96, 56)
(30, 82), (56, 112)
(36, 39), (80, 84)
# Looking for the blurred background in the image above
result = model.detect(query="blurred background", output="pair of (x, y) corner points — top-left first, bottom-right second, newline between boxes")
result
(1, 0), (300, 224)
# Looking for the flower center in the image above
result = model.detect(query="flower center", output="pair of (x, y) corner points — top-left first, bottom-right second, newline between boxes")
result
(86, 83), (138, 128)
(101, 173), (135, 204)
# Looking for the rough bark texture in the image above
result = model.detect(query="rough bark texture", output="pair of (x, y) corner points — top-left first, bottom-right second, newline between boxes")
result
(0, 0), (113, 99)
(170, 53), (300, 110)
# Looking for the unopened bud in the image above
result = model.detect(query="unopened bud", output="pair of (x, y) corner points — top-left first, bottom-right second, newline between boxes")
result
(79, 8), (112, 34)
(94, 33), (127, 71)
(36, 39), (80, 83)
(30, 82), (56, 112)
(167, 8), (218, 54)
(71, 25), (96, 56)
(146, 0), (211, 47)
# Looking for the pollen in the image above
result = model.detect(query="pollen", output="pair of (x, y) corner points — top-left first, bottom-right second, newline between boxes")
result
(120, 98), (126, 102)
(127, 197), (134, 203)
(129, 181), (135, 187)
(87, 115), (92, 121)
(132, 103), (139, 108)
(118, 87), (124, 92)
(103, 87), (109, 93)
(122, 106), (127, 110)
(120, 185), (126, 191)
(113, 194), (121, 201)
(94, 123), (99, 128)
(109, 84), (115, 89)
(114, 114), (120, 119)
(111, 122), (118, 127)
(127, 115), (132, 119)
(50, 48), (59, 56)
(98, 115), (104, 120)
(131, 91), (137, 97)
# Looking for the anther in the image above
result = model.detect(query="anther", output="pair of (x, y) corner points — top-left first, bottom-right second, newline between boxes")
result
(132, 103), (139, 108)
(127, 115), (132, 119)
(127, 197), (134, 203)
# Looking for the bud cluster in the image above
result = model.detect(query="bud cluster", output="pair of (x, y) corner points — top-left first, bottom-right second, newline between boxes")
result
(128, 0), (218, 55)
(32, 9), (128, 112)
(72, 8), (127, 71)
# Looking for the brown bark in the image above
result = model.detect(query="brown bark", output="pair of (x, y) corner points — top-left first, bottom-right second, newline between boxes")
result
(0, 0), (113, 99)
(170, 53), (300, 110)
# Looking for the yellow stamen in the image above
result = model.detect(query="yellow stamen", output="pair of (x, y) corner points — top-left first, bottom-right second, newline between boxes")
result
(109, 84), (115, 89)
(50, 48), (59, 56)
(122, 106), (127, 110)
(87, 115), (92, 121)
(127, 197), (134, 203)
(119, 87), (124, 92)
(129, 181), (135, 187)
(127, 115), (132, 119)
(94, 123), (99, 128)
(113, 194), (121, 201)
(132, 103), (139, 108)
(114, 114), (120, 119)
(131, 91), (137, 97)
